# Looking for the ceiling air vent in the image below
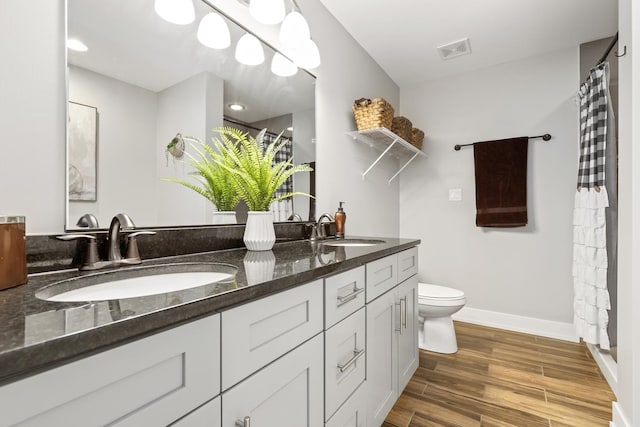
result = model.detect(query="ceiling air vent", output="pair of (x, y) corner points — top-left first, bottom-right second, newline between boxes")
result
(437, 38), (472, 60)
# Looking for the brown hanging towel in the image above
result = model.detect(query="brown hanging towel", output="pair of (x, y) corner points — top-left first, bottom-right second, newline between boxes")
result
(473, 137), (528, 227)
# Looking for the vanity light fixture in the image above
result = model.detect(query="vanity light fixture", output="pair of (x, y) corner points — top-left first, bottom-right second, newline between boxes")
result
(66, 38), (88, 52)
(271, 53), (298, 77)
(249, 0), (286, 25)
(286, 126), (293, 131)
(292, 38), (320, 69)
(235, 33), (265, 65)
(154, 0), (195, 25)
(197, 12), (231, 49)
(279, 10), (310, 48)
(228, 103), (246, 111)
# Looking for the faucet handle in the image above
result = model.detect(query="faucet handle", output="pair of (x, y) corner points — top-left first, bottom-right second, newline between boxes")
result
(124, 231), (156, 262)
(56, 234), (100, 269)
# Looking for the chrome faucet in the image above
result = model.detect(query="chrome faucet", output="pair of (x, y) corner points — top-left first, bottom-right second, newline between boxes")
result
(316, 213), (334, 239)
(107, 213), (136, 261)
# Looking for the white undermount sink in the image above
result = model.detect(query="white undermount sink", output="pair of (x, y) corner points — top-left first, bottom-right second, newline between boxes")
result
(320, 238), (386, 247)
(36, 262), (238, 303)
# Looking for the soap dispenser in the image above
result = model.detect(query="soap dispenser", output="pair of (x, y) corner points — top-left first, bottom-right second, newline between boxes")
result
(335, 202), (346, 238)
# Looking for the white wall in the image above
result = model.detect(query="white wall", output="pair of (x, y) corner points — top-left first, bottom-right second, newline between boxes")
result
(292, 108), (315, 221)
(156, 72), (223, 226)
(0, 0), (65, 235)
(399, 48), (579, 326)
(68, 66), (158, 228)
(614, 0), (639, 425)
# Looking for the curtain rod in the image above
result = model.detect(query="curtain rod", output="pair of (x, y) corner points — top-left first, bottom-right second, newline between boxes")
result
(223, 117), (282, 138)
(454, 134), (551, 151)
(596, 33), (619, 66)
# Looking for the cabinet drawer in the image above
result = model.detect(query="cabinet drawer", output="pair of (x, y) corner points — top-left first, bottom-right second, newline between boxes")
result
(222, 333), (323, 427)
(221, 280), (323, 390)
(0, 315), (220, 427)
(325, 267), (365, 329)
(397, 247), (419, 284)
(366, 253), (398, 302)
(325, 307), (366, 420)
(325, 381), (367, 427)
(170, 396), (220, 427)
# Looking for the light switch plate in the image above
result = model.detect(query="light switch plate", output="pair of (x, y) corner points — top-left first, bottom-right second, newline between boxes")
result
(448, 188), (462, 201)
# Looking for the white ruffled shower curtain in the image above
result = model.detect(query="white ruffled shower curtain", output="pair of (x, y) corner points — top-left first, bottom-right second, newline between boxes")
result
(572, 62), (611, 349)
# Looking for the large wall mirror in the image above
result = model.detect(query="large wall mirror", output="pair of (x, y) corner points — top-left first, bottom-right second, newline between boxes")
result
(66, 0), (316, 230)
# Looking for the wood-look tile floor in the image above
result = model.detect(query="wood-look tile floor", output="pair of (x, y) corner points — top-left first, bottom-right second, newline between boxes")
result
(384, 322), (615, 427)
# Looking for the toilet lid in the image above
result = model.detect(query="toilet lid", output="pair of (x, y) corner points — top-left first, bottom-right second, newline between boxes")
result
(418, 283), (465, 299)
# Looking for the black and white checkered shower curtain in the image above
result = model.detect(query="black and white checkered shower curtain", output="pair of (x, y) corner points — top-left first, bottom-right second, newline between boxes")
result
(264, 132), (294, 221)
(572, 62), (611, 349)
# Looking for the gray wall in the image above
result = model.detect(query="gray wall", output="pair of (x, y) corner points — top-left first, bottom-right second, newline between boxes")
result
(399, 47), (580, 331)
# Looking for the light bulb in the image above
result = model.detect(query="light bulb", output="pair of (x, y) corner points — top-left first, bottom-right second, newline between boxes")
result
(235, 33), (265, 65)
(249, 0), (285, 25)
(271, 53), (298, 77)
(293, 39), (320, 69)
(154, 0), (195, 25)
(279, 11), (310, 48)
(197, 12), (231, 49)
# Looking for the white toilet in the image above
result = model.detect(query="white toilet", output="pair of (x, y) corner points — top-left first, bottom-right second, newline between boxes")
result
(418, 283), (466, 354)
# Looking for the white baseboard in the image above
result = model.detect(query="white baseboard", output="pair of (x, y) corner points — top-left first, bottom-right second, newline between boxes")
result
(452, 306), (579, 342)
(586, 343), (617, 397)
(611, 402), (630, 427)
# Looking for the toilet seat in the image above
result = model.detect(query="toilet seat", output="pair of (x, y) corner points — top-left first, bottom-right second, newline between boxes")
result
(418, 283), (465, 305)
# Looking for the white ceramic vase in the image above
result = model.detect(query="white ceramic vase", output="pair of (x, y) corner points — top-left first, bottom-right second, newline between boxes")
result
(244, 211), (276, 251)
(212, 211), (237, 225)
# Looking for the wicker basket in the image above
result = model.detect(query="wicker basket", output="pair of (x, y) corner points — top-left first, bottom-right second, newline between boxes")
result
(352, 98), (394, 131)
(391, 116), (412, 142)
(410, 128), (425, 149)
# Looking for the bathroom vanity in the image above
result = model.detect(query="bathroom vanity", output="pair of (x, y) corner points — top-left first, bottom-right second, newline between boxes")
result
(0, 237), (419, 426)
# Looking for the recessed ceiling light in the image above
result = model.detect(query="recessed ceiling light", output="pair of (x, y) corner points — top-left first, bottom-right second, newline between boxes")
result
(228, 103), (245, 111)
(67, 39), (88, 52)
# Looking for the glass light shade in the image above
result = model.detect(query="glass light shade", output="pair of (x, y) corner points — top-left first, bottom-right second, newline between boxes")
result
(154, 0), (195, 25)
(197, 12), (230, 49)
(67, 39), (88, 52)
(293, 39), (321, 69)
(271, 53), (298, 77)
(235, 33), (265, 65)
(249, 0), (285, 25)
(279, 11), (310, 48)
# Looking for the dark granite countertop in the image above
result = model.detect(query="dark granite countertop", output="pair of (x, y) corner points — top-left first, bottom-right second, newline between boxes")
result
(0, 236), (419, 386)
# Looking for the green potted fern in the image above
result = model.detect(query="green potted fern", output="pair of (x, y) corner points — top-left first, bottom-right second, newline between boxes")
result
(163, 137), (240, 224)
(211, 126), (313, 250)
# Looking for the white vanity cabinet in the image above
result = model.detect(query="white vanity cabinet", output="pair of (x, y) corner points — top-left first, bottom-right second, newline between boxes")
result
(365, 249), (419, 427)
(220, 279), (324, 427)
(0, 314), (221, 427)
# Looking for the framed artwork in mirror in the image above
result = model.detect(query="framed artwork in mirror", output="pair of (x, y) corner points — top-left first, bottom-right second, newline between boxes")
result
(68, 101), (98, 201)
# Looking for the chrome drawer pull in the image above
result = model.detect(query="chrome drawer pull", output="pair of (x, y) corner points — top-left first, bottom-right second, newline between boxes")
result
(236, 416), (251, 427)
(336, 287), (364, 307)
(401, 296), (408, 331)
(337, 348), (365, 373)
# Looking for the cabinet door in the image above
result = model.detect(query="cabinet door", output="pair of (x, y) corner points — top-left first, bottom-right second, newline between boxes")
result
(397, 275), (419, 393)
(366, 289), (398, 427)
(325, 382), (367, 427)
(325, 307), (366, 420)
(222, 334), (323, 427)
(1, 315), (220, 427)
(170, 396), (220, 427)
(221, 280), (323, 390)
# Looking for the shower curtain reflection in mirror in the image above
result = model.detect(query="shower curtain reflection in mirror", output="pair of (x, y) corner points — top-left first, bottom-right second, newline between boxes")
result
(68, 101), (98, 201)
